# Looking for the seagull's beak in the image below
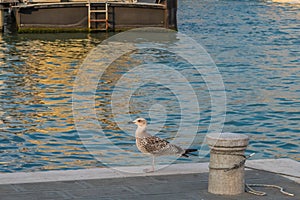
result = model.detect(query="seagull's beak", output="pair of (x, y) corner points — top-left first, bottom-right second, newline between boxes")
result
(129, 120), (136, 124)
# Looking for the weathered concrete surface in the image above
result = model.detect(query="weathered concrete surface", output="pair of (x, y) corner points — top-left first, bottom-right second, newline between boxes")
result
(246, 158), (300, 184)
(0, 159), (299, 200)
(0, 162), (210, 185)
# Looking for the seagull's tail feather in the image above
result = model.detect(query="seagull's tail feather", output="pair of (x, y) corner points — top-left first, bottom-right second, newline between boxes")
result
(181, 149), (198, 157)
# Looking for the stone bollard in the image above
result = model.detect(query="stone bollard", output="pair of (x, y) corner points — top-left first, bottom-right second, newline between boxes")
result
(206, 133), (249, 195)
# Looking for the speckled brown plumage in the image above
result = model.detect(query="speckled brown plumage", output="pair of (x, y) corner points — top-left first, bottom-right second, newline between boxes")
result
(136, 135), (185, 156)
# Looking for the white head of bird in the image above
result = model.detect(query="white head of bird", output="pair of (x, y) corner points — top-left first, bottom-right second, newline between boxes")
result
(133, 118), (151, 138)
(133, 118), (147, 127)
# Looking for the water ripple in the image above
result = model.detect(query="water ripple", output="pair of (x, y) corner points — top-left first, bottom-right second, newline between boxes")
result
(0, 0), (299, 172)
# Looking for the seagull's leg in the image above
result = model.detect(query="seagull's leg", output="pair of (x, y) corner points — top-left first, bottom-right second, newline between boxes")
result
(151, 156), (155, 172)
(143, 156), (155, 173)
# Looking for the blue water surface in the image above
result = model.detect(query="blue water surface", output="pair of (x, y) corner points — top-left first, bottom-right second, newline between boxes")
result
(0, 0), (299, 172)
(178, 0), (300, 160)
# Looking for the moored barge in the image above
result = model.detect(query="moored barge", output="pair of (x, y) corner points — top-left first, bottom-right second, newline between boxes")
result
(10, 0), (177, 33)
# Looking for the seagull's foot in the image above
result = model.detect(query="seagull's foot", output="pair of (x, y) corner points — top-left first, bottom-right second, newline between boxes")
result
(143, 168), (155, 173)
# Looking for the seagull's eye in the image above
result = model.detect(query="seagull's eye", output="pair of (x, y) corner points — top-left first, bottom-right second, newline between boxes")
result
(137, 120), (141, 122)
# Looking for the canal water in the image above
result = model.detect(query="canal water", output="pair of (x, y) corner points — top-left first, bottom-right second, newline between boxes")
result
(0, 0), (299, 172)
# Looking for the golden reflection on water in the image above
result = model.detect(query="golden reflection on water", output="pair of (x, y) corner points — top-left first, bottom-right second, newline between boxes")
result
(95, 51), (142, 131)
(1, 34), (151, 170)
(0, 35), (108, 171)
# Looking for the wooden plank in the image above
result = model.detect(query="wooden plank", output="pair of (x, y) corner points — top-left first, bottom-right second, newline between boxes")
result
(90, 10), (106, 13)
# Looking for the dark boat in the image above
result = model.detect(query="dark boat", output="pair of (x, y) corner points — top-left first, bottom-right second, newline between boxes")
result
(11, 0), (177, 33)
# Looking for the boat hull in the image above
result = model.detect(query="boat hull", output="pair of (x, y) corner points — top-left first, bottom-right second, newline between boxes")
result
(12, 1), (177, 33)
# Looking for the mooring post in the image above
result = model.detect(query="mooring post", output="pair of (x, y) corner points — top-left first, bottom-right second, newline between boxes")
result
(0, 5), (3, 32)
(206, 133), (249, 195)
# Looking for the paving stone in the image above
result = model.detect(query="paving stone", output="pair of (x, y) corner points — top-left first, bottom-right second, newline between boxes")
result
(65, 186), (135, 198)
(1, 191), (72, 200)
(13, 181), (90, 192)
(0, 185), (20, 193)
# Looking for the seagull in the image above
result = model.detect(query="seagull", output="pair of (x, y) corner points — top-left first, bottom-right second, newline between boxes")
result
(133, 117), (197, 172)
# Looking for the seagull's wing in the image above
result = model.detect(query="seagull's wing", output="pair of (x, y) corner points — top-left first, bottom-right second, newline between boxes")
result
(140, 136), (184, 156)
